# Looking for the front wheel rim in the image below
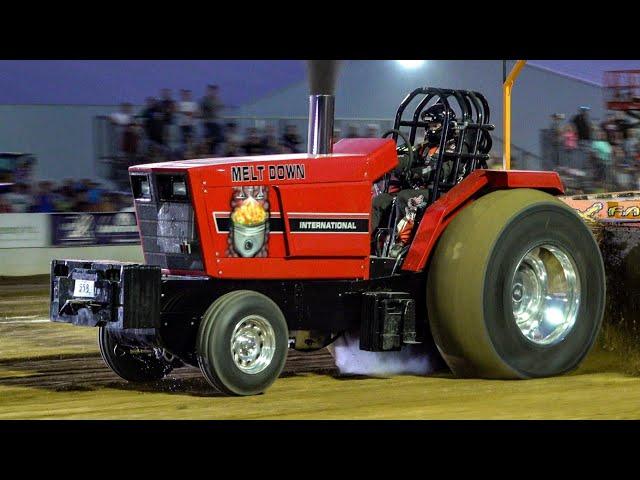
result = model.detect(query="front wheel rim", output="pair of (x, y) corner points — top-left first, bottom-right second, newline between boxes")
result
(510, 243), (581, 346)
(230, 315), (276, 374)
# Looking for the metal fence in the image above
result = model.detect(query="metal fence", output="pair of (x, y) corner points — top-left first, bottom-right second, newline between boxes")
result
(94, 114), (543, 186)
(540, 128), (639, 195)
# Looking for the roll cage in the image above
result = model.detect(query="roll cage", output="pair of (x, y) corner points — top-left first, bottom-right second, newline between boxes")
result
(374, 88), (496, 261)
(388, 87), (495, 205)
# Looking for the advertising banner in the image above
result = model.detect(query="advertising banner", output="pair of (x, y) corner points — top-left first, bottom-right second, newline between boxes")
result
(561, 195), (640, 223)
(50, 212), (140, 246)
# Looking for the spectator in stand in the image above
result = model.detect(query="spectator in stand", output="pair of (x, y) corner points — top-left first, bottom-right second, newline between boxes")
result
(562, 123), (578, 150)
(109, 102), (134, 128)
(264, 136), (282, 155)
(160, 89), (175, 122)
(159, 88), (176, 147)
(561, 123), (578, 170)
(550, 113), (564, 139)
(196, 142), (212, 158)
(72, 189), (93, 212)
(141, 97), (154, 136)
(178, 89), (198, 148)
(13, 157), (34, 185)
(200, 85), (224, 154)
(2, 183), (32, 212)
(571, 106), (592, 144)
(591, 128), (612, 185)
(601, 113), (622, 146)
(225, 122), (242, 144)
(614, 111), (632, 141)
(261, 125), (281, 154)
(280, 124), (302, 153)
(108, 102), (140, 187)
(178, 139), (198, 160)
(626, 128), (640, 161)
(53, 180), (75, 212)
(365, 124), (379, 138)
(242, 127), (265, 155)
(221, 123), (243, 157)
(223, 140), (242, 157)
(124, 119), (143, 161)
(141, 97), (166, 150)
(346, 124), (359, 138)
(86, 181), (104, 206)
(32, 181), (56, 213)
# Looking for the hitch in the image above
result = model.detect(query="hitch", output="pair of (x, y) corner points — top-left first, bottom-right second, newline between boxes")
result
(359, 291), (418, 351)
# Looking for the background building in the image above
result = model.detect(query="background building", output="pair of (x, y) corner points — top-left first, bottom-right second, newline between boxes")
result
(0, 60), (611, 182)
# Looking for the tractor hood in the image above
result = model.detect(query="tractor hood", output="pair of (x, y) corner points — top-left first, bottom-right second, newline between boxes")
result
(129, 138), (398, 187)
(128, 138), (398, 280)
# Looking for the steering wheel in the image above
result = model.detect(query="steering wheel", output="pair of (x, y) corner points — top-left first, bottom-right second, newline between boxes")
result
(381, 129), (414, 179)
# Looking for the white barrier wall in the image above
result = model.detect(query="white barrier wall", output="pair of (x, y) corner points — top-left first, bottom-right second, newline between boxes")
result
(0, 213), (49, 248)
(0, 213), (143, 276)
(0, 245), (143, 276)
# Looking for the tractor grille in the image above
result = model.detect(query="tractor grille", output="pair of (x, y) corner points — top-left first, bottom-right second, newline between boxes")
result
(133, 174), (204, 272)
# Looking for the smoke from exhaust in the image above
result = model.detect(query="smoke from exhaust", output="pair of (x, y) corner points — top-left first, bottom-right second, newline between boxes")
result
(328, 331), (443, 377)
(306, 60), (342, 95)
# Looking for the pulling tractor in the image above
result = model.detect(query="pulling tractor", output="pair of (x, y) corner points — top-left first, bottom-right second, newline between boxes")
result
(49, 61), (605, 395)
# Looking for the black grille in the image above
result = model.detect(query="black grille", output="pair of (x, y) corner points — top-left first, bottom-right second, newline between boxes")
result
(134, 177), (204, 271)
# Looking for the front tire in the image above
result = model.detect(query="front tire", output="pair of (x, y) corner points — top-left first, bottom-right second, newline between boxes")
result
(427, 188), (605, 379)
(98, 327), (173, 382)
(196, 290), (289, 396)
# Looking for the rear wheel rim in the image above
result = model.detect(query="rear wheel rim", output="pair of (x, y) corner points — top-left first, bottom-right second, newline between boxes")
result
(510, 244), (581, 346)
(230, 315), (276, 374)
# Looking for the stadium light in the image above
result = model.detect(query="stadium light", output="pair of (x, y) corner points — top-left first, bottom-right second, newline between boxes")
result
(397, 60), (425, 69)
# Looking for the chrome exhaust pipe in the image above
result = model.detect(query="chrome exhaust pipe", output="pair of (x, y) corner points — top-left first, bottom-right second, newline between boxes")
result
(307, 94), (335, 155)
(306, 60), (341, 155)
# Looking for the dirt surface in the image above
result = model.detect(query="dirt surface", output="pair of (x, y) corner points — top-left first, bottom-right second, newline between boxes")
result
(2, 278), (640, 419)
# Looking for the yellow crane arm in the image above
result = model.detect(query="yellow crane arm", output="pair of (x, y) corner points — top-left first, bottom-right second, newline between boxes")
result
(503, 60), (527, 170)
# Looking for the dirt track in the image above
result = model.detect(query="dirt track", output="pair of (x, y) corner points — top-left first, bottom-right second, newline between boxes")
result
(2, 279), (640, 419)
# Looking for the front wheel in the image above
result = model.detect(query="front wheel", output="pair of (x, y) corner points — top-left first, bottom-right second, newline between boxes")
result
(196, 290), (289, 396)
(427, 188), (605, 379)
(98, 327), (173, 382)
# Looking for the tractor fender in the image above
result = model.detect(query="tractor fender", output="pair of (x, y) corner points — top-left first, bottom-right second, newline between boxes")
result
(401, 169), (564, 272)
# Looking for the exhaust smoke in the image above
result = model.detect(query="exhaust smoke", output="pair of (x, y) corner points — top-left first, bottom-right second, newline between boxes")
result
(328, 331), (442, 377)
(306, 60), (341, 95)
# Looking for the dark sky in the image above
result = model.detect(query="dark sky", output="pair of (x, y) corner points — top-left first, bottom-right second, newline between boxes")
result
(529, 60), (640, 83)
(0, 60), (639, 106)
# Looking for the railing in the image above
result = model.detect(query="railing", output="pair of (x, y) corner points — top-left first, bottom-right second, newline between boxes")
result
(94, 114), (543, 186)
(540, 128), (639, 194)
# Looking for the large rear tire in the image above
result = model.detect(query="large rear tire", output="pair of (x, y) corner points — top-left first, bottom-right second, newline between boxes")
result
(427, 188), (605, 379)
(196, 290), (289, 396)
(98, 327), (173, 382)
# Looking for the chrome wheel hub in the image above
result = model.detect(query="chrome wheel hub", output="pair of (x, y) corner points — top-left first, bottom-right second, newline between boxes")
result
(511, 244), (581, 345)
(230, 315), (276, 374)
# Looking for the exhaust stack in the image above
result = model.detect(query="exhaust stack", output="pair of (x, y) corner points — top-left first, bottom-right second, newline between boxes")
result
(306, 61), (341, 155)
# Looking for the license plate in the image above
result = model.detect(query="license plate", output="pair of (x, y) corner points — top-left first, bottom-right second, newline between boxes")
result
(73, 279), (95, 298)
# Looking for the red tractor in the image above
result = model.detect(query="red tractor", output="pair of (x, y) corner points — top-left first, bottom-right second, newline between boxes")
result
(50, 62), (606, 395)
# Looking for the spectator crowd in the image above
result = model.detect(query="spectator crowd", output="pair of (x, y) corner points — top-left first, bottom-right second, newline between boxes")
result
(107, 85), (304, 177)
(547, 106), (640, 194)
(105, 84), (391, 188)
(0, 83), (391, 214)
(0, 178), (134, 214)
